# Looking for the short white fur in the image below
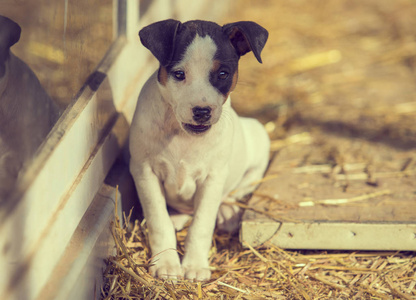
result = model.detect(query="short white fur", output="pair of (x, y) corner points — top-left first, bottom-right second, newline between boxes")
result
(159, 36), (223, 128)
(129, 33), (270, 281)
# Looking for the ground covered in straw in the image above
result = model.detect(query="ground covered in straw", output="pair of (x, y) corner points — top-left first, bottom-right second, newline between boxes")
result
(102, 0), (415, 299)
(101, 214), (415, 299)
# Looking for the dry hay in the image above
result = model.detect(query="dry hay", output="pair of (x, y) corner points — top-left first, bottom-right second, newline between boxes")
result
(101, 0), (416, 299)
(100, 211), (415, 299)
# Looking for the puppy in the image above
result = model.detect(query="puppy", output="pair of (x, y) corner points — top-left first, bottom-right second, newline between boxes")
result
(0, 16), (61, 199)
(129, 19), (269, 281)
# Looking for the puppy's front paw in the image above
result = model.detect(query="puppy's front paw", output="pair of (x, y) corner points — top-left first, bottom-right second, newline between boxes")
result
(182, 264), (211, 281)
(182, 255), (211, 281)
(149, 251), (183, 279)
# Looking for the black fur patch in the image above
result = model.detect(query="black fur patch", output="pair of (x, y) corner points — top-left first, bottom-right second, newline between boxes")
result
(0, 15), (21, 78)
(166, 20), (240, 96)
(139, 19), (268, 96)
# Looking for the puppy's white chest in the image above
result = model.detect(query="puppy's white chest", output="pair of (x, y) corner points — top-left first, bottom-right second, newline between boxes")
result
(156, 156), (203, 213)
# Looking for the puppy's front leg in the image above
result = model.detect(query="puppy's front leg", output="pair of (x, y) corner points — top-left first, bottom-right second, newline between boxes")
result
(130, 163), (183, 279)
(181, 175), (225, 281)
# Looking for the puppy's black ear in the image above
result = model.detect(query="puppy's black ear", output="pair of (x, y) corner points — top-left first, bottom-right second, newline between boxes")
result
(223, 21), (268, 63)
(0, 16), (21, 63)
(0, 16), (21, 77)
(139, 19), (181, 67)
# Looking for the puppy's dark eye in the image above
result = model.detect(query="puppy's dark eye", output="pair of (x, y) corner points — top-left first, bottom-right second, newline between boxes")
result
(218, 71), (229, 80)
(173, 70), (185, 81)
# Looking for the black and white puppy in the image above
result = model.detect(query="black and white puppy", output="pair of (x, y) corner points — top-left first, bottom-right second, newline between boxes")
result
(129, 19), (270, 281)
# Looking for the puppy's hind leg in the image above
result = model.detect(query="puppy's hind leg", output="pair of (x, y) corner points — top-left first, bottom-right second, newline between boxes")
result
(216, 167), (266, 234)
(216, 199), (243, 234)
(217, 118), (270, 234)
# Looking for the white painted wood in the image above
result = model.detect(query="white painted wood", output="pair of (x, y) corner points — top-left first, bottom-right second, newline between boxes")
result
(242, 219), (416, 251)
(0, 1), (231, 299)
(125, 0), (139, 40)
(240, 219), (281, 248)
(0, 113), (129, 300)
(36, 184), (121, 300)
(0, 42), (128, 299)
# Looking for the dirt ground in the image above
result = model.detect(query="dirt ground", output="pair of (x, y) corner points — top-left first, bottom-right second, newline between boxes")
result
(226, 0), (416, 205)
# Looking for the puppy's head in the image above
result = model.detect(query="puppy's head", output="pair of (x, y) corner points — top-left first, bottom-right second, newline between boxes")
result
(0, 16), (21, 78)
(139, 20), (268, 135)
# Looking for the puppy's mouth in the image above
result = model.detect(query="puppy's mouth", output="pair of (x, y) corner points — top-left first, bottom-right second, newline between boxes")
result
(182, 123), (212, 134)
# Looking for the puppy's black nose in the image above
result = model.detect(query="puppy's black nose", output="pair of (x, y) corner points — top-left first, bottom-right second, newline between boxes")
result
(192, 106), (211, 123)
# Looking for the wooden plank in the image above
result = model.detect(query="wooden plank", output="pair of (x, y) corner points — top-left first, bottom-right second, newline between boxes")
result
(0, 41), (127, 298)
(0, 1), (231, 298)
(243, 222), (416, 250)
(241, 131), (416, 250)
(36, 184), (120, 300)
(242, 216), (416, 250)
(0, 113), (128, 300)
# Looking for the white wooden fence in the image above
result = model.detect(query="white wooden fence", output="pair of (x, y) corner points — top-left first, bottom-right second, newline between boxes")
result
(0, 1), (228, 299)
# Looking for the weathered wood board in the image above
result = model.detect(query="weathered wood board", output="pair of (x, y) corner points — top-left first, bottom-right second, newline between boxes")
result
(241, 130), (416, 251)
(0, 1), (231, 299)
